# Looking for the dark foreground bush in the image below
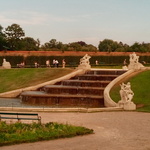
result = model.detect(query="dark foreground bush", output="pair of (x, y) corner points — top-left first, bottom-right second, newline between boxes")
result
(0, 121), (93, 146)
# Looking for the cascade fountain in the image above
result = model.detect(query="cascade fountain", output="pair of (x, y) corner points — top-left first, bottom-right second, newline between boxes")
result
(20, 54), (126, 108)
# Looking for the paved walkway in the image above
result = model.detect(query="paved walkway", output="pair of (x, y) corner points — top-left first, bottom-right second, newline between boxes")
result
(1, 111), (150, 150)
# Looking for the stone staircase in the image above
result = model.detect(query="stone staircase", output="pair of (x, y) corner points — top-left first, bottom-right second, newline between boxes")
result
(21, 69), (126, 108)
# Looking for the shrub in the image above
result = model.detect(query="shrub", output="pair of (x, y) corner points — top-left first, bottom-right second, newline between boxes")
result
(0, 121), (93, 146)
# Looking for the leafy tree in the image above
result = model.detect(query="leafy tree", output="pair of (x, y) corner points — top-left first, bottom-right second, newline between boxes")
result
(77, 41), (87, 46)
(68, 41), (97, 52)
(130, 42), (150, 52)
(48, 39), (57, 48)
(36, 38), (40, 49)
(144, 43), (150, 52)
(21, 37), (40, 51)
(0, 25), (3, 35)
(69, 42), (82, 51)
(5, 23), (25, 50)
(0, 25), (7, 51)
(98, 39), (121, 52)
(87, 44), (97, 52)
(115, 43), (130, 52)
(130, 42), (140, 52)
(41, 39), (63, 50)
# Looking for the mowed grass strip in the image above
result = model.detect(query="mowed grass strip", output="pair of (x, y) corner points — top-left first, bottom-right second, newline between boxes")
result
(110, 70), (150, 112)
(0, 68), (73, 93)
(0, 121), (93, 146)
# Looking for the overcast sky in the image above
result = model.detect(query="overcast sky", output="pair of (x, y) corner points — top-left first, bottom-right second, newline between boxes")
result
(1, 0), (150, 47)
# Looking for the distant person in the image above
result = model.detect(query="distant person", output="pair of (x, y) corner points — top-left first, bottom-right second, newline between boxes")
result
(34, 62), (39, 68)
(55, 60), (59, 68)
(62, 59), (66, 68)
(46, 60), (50, 67)
(123, 59), (127, 65)
(17, 62), (25, 68)
(53, 59), (56, 67)
(142, 61), (146, 64)
(95, 60), (99, 65)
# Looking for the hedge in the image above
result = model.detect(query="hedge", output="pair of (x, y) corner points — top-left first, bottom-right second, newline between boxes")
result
(0, 55), (149, 67)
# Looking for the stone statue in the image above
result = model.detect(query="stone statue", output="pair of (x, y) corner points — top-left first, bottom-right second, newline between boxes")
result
(2, 58), (11, 69)
(128, 52), (144, 70)
(77, 54), (91, 70)
(119, 82), (134, 102)
(118, 82), (136, 110)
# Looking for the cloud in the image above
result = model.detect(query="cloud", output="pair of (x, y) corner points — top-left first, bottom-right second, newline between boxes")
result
(0, 9), (103, 28)
(0, 10), (78, 28)
(0, 11), (48, 26)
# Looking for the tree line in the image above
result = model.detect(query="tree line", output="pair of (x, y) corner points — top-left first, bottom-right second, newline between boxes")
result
(0, 23), (150, 52)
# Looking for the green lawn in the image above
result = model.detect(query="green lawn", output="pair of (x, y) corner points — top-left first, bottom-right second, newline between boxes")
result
(0, 68), (73, 93)
(110, 70), (150, 112)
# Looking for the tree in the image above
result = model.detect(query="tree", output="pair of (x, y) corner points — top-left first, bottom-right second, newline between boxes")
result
(41, 39), (63, 50)
(77, 41), (87, 46)
(130, 42), (150, 52)
(0, 25), (3, 35)
(0, 25), (7, 51)
(5, 23), (25, 50)
(98, 39), (122, 52)
(21, 37), (40, 51)
(69, 42), (82, 51)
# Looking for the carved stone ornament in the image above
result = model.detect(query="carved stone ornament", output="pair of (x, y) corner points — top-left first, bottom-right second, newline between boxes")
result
(128, 52), (144, 70)
(118, 82), (136, 110)
(2, 58), (11, 69)
(77, 54), (91, 70)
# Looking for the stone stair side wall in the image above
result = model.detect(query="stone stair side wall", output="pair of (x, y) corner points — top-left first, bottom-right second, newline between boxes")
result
(104, 69), (134, 107)
(104, 67), (149, 107)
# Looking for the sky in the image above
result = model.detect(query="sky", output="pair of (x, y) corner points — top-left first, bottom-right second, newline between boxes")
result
(1, 0), (150, 47)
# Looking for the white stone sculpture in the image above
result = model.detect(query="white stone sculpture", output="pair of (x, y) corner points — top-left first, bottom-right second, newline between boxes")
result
(2, 58), (11, 69)
(118, 82), (136, 110)
(77, 54), (91, 70)
(128, 52), (144, 70)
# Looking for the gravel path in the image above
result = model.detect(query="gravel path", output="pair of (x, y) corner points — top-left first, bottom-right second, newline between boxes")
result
(1, 111), (150, 150)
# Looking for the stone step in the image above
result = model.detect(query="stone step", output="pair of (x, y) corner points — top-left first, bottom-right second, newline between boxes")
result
(42, 85), (104, 96)
(86, 70), (126, 75)
(20, 69), (127, 108)
(59, 80), (110, 87)
(21, 91), (104, 107)
(72, 74), (119, 81)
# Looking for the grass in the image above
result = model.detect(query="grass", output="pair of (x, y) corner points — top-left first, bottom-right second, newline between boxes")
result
(110, 70), (150, 112)
(0, 68), (73, 93)
(0, 121), (93, 146)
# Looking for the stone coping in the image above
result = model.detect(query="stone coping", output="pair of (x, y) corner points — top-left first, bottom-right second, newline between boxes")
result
(0, 106), (123, 113)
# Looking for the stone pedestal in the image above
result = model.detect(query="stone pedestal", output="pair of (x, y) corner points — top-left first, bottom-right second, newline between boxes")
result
(122, 65), (128, 70)
(124, 101), (136, 110)
(118, 100), (125, 108)
(118, 101), (136, 110)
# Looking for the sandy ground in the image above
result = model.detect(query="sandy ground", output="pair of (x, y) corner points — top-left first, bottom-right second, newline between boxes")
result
(1, 111), (150, 150)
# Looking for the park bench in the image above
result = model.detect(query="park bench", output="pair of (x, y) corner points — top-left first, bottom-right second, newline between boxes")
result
(0, 112), (41, 123)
